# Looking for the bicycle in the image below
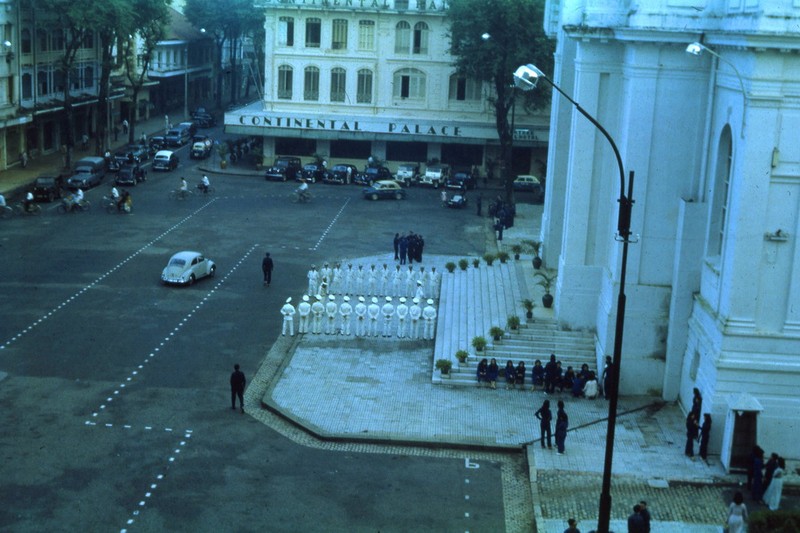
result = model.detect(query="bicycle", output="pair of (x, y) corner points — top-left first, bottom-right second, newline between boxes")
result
(0, 204), (13, 219)
(103, 195), (130, 214)
(196, 184), (216, 195)
(13, 202), (42, 216)
(169, 189), (192, 200)
(291, 189), (312, 203)
(57, 198), (91, 214)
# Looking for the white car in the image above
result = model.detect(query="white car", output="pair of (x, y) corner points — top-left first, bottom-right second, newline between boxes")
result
(152, 150), (179, 171)
(161, 251), (216, 286)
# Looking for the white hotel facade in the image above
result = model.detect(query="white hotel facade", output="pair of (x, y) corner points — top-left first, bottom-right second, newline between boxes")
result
(543, 0), (800, 468)
(226, 0), (547, 175)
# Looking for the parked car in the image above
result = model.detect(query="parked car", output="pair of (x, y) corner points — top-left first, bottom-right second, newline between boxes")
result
(513, 174), (545, 202)
(324, 163), (358, 185)
(160, 251), (216, 286)
(32, 175), (65, 202)
(165, 126), (191, 147)
(446, 168), (476, 191)
(447, 193), (468, 208)
(419, 164), (450, 188)
(395, 163), (421, 187)
(152, 150), (179, 171)
(265, 156), (302, 181)
(115, 164), (146, 186)
(362, 180), (407, 201)
(299, 163), (327, 184)
(354, 165), (393, 186)
(67, 156), (106, 189)
(192, 113), (216, 128)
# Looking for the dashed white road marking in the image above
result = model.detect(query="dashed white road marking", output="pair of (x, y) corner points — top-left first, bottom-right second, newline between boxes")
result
(1, 199), (217, 350)
(311, 198), (350, 250)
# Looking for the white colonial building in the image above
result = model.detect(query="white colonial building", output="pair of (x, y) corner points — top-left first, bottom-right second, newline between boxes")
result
(542, 0), (800, 468)
(226, 0), (547, 175)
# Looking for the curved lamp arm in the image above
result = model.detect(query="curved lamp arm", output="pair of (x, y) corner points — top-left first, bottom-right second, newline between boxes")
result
(686, 42), (747, 138)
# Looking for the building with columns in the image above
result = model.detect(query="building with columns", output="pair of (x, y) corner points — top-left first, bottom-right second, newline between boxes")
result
(541, 0), (799, 467)
(225, 0), (547, 176)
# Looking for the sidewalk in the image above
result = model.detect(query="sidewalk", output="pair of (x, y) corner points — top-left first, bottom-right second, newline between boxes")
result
(0, 111), (185, 197)
(246, 204), (798, 532)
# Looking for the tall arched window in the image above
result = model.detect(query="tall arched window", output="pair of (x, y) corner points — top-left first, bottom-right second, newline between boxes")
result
(21, 29), (32, 54)
(330, 68), (346, 102)
(37, 70), (48, 96)
(708, 125), (733, 258)
(393, 68), (425, 100)
(357, 69), (372, 103)
(394, 21), (410, 54)
(305, 18), (321, 48)
(278, 65), (293, 99)
(413, 22), (428, 54)
(304, 66), (319, 101)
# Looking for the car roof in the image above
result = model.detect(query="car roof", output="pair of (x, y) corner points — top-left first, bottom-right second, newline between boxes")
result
(155, 150), (174, 157)
(374, 180), (398, 186)
(170, 251), (201, 261)
(515, 175), (541, 182)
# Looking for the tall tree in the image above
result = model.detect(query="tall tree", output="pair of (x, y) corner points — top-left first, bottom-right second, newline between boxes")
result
(184, 0), (259, 107)
(122, 0), (171, 143)
(448, 0), (554, 202)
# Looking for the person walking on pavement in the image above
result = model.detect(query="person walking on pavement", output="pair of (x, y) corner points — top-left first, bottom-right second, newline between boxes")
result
(230, 364), (246, 413)
(762, 456), (785, 511)
(325, 295), (338, 334)
(339, 296), (352, 336)
(409, 297), (422, 339)
(534, 399), (553, 449)
(555, 400), (569, 455)
(122, 118), (129, 134)
(297, 295), (311, 333)
(638, 501), (651, 533)
(381, 296), (395, 337)
(280, 297), (296, 336)
(367, 297), (381, 337)
(262, 252), (274, 286)
(354, 296), (367, 337)
(627, 504), (646, 533)
(395, 297), (408, 338)
(684, 411), (699, 458)
(726, 492), (748, 533)
(422, 298), (437, 340)
(20, 151), (28, 168)
(311, 295), (325, 334)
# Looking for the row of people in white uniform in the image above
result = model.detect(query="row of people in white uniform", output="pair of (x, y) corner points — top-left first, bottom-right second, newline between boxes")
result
(280, 295), (438, 339)
(306, 263), (440, 300)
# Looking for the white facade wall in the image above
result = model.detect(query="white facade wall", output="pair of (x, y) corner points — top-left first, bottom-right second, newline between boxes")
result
(545, 0), (800, 459)
(227, 0), (547, 173)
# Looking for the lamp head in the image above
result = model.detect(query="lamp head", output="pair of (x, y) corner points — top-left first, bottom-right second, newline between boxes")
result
(685, 42), (706, 56)
(513, 64), (543, 91)
(3, 40), (11, 48)
(481, 33), (491, 41)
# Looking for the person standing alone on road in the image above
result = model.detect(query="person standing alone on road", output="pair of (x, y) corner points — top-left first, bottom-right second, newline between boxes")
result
(262, 252), (274, 286)
(230, 364), (246, 413)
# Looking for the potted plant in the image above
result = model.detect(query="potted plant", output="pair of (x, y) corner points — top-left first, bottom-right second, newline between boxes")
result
(455, 350), (469, 363)
(489, 326), (504, 342)
(472, 258), (480, 268)
(497, 251), (510, 264)
(435, 358), (452, 376)
(458, 258), (469, 271)
(483, 253), (496, 266)
(534, 272), (557, 308)
(511, 244), (523, 260)
(472, 336), (487, 352)
(522, 298), (535, 319)
(531, 241), (543, 269)
(445, 261), (456, 273)
(507, 315), (521, 331)
(218, 143), (229, 169)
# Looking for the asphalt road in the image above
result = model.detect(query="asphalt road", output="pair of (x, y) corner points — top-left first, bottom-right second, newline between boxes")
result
(0, 142), (520, 532)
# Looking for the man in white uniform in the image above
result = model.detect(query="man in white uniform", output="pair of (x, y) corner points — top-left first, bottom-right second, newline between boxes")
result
(319, 262), (332, 294)
(339, 295), (352, 336)
(392, 265), (403, 297)
(343, 264), (354, 294)
(281, 297), (296, 336)
(311, 295), (325, 334)
(367, 264), (377, 296)
(379, 264), (390, 295)
(422, 298), (437, 340)
(415, 280), (426, 301)
(331, 263), (343, 294)
(409, 297), (422, 339)
(307, 265), (319, 297)
(429, 267), (441, 299)
(381, 296), (395, 337)
(395, 297), (409, 338)
(367, 297), (381, 337)
(325, 295), (338, 334)
(355, 265), (365, 294)
(354, 296), (367, 337)
(297, 295), (311, 334)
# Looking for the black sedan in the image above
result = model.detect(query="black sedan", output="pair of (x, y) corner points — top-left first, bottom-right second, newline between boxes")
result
(32, 175), (65, 202)
(298, 163), (327, 184)
(115, 165), (146, 186)
(324, 164), (358, 185)
(354, 166), (393, 186)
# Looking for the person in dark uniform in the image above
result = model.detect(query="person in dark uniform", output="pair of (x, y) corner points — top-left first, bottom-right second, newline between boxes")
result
(398, 234), (408, 265)
(685, 411), (699, 457)
(534, 399), (552, 449)
(230, 364), (246, 413)
(262, 252), (274, 286)
(393, 233), (400, 260)
(476, 193), (482, 216)
(699, 414), (712, 461)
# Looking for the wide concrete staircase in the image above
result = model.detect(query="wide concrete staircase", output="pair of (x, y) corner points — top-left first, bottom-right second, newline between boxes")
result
(448, 319), (598, 386)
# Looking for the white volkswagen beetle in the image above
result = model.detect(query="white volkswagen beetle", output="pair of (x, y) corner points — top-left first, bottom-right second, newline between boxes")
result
(161, 251), (216, 286)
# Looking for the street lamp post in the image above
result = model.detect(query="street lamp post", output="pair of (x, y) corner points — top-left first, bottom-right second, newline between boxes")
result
(686, 42), (747, 138)
(183, 43), (189, 120)
(513, 64), (635, 533)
